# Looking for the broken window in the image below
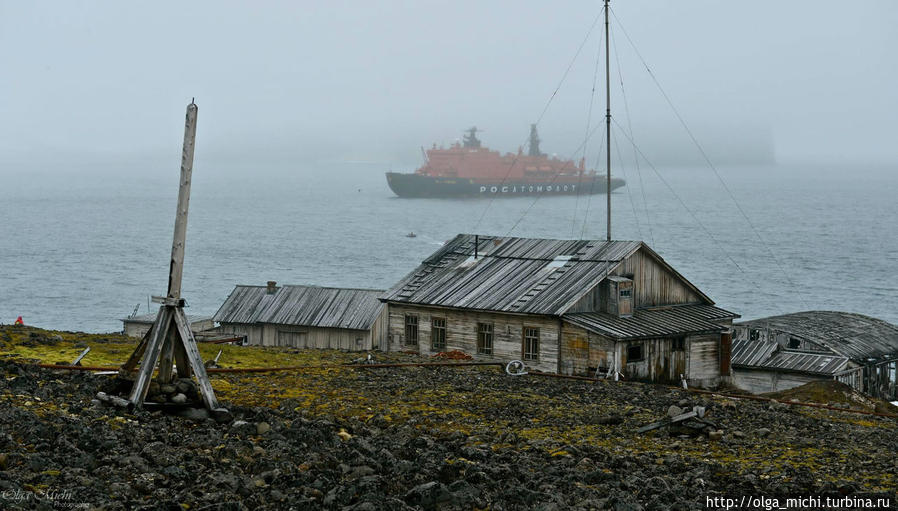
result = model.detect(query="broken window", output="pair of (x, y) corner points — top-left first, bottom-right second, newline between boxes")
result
(672, 338), (685, 351)
(431, 317), (446, 350)
(619, 289), (632, 298)
(477, 322), (493, 355)
(788, 337), (801, 349)
(749, 329), (760, 341)
(404, 315), (419, 346)
(523, 327), (540, 361)
(627, 343), (644, 362)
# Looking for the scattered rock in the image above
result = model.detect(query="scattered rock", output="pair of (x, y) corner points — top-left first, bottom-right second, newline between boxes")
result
(405, 481), (452, 507)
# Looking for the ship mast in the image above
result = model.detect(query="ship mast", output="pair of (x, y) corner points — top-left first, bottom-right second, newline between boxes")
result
(604, 0), (612, 242)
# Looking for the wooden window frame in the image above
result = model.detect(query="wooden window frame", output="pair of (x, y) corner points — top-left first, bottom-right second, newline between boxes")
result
(477, 322), (493, 355)
(404, 315), (419, 346)
(522, 326), (540, 361)
(431, 317), (446, 351)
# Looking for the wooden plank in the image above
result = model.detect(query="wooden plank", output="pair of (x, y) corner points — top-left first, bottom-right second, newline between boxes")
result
(128, 307), (172, 407)
(71, 347), (90, 366)
(173, 308), (218, 410)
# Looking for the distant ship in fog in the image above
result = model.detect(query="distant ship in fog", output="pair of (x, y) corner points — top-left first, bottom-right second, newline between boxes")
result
(386, 126), (626, 198)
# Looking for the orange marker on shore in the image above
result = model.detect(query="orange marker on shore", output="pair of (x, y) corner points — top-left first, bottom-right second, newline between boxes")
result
(13, 316), (24, 326)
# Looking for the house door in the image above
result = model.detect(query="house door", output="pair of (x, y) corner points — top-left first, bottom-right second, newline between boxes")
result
(669, 338), (687, 383)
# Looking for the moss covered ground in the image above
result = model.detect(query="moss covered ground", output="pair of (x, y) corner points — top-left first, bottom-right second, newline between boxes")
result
(2, 324), (896, 494)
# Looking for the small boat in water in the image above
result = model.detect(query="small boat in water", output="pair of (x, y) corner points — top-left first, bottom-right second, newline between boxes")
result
(405, 232), (417, 238)
(386, 125), (625, 198)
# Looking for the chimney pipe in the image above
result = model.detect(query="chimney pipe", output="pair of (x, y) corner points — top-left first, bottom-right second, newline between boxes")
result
(266, 281), (277, 294)
(474, 235), (479, 259)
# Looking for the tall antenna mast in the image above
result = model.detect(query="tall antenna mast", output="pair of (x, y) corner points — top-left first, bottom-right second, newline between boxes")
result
(605, 0), (612, 241)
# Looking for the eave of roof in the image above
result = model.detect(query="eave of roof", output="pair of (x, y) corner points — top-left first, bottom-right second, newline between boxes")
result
(731, 338), (850, 375)
(562, 304), (737, 340)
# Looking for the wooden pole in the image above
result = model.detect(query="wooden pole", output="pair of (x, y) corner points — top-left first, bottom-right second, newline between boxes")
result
(168, 101), (198, 300)
(605, 0), (612, 242)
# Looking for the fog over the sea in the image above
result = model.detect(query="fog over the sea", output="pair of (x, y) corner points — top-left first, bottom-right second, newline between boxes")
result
(1, 1), (896, 172)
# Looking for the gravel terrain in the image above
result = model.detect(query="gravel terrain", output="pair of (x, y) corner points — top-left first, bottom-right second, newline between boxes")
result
(1, 354), (897, 510)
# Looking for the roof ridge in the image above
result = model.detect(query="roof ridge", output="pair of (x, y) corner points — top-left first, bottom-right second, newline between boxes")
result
(233, 284), (385, 292)
(458, 233), (644, 244)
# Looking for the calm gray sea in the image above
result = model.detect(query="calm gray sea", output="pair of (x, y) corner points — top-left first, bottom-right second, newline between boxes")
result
(1, 161), (896, 333)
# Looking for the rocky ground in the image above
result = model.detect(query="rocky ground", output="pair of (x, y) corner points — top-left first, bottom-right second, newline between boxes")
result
(0, 326), (897, 510)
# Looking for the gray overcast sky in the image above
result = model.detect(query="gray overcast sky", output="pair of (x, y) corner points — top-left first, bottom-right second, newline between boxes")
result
(1, 1), (896, 170)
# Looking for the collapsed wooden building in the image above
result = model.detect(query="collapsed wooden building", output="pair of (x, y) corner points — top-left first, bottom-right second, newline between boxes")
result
(380, 234), (739, 388)
(732, 311), (898, 399)
(214, 282), (388, 350)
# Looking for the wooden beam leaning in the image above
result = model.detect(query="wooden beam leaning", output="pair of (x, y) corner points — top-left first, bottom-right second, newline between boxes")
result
(173, 308), (218, 410)
(121, 326), (154, 375)
(128, 307), (172, 407)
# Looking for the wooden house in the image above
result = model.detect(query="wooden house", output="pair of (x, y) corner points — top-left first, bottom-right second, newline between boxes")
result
(122, 312), (213, 338)
(214, 282), (388, 350)
(732, 311), (898, 399)
(381, 234), (739, 388)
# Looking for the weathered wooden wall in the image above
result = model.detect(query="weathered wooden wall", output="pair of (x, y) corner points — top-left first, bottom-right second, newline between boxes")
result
(609, 248), (705, 308)
(218, 323), (263, 345)
(263, 324), (371, 350)
(386, 303), (559, 373)
(685, 334), (721, 385)
(217, 320), (384, 351)
(125, 318), (214, 338)
(559, 323), (615, 376)
(733, 369), (823, 394)
(559, 322), (722, 387)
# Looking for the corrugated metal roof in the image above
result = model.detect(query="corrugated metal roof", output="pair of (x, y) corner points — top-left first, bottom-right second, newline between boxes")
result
(736, 311), (898, 362)
(563, 304), (737, 340)
(731, 338), (850, 375)
(383, 234), (705, 315)
(214, 285), (385, 330)
(122, 312), (211, 325)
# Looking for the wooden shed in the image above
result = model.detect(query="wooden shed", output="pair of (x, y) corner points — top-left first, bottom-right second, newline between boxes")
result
(213, 282), (387, 351)
(732, 311), (898, 399)
(122, 311), (213, 338)
(381, 234), (739, 388)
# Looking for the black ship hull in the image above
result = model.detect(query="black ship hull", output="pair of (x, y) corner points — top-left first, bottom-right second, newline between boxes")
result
(386, 172), (626, 198)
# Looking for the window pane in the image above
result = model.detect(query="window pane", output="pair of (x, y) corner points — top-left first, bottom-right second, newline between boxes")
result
(523, 327), (539, 360)
(431, 317), (446, 350)
(405, 315), (418, 346)
(477, 323), (493, 355)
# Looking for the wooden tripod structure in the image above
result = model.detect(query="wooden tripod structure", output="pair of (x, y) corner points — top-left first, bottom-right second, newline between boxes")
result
(121, 101), (220, 411)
